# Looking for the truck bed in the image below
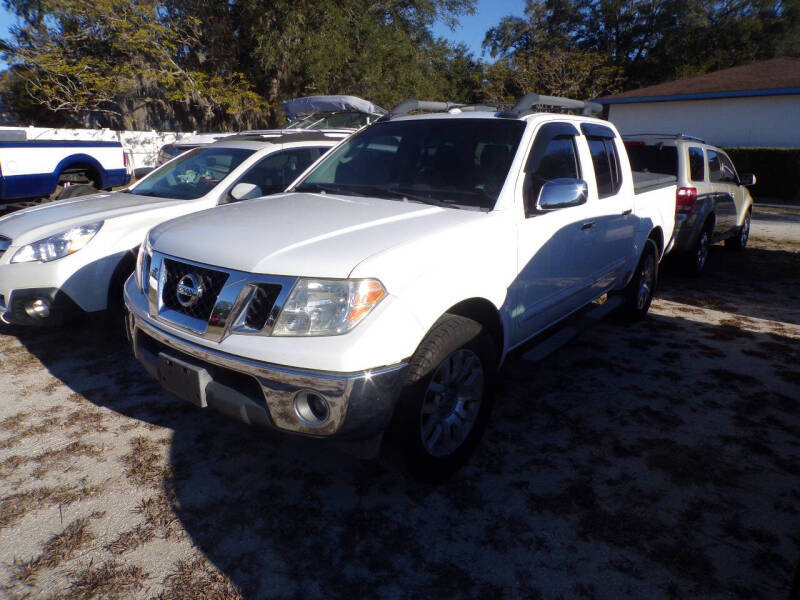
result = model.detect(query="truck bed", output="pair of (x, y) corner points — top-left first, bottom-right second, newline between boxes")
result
(632, 171), (677, 194)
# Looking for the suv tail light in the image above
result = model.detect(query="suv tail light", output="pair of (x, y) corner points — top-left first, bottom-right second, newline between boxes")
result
(676, 187), (697, 215)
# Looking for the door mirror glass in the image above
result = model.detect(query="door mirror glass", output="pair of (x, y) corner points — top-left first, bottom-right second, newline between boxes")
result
(739, 172), (756, 186)
(536, 178), (588, 211)
(229, 182), (262, 202)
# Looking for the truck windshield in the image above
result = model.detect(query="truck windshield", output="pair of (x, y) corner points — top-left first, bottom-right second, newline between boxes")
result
(130, 147), (255, 200)
(294, 119), (525, 210)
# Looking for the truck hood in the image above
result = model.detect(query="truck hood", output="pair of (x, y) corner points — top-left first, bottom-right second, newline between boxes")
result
(0, 192), (191, 245)
(150, 192), (485, 278)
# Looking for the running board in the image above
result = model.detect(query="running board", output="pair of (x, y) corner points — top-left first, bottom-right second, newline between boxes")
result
(519, 295), (624, 363)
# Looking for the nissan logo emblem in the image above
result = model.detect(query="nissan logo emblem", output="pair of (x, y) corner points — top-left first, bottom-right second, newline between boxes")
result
(176, 273), (204, 308)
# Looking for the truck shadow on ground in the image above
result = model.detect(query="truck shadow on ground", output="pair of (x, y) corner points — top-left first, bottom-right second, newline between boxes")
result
(4, 241), (800, 599)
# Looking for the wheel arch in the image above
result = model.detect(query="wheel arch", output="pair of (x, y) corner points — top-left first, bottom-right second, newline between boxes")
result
(106, 246), (139, 311)
(443, 297), (504, 368)
(54, 154), (105, 188)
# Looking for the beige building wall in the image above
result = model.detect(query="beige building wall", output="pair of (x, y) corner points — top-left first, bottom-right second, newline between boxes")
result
(607, 94), (800, 148)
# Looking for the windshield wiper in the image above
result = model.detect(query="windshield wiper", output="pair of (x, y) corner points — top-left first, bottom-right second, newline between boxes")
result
(362, 186), (463, 210)
(295, 183), (370, 197)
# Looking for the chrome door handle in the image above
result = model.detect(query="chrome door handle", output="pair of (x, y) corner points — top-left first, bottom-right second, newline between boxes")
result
(621, 209), (632, 215)
(581, 222), (596, 230)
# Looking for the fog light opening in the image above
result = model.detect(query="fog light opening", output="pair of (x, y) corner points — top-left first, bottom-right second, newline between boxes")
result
(24, 298), (51, 319)
(293, 390), (330, 427)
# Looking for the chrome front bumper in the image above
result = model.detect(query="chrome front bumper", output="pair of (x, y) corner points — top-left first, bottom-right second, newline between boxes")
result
(130, 313), (409, 440)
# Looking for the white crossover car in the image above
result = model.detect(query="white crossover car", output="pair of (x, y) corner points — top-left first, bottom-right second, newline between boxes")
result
(0, 130), (348, 326)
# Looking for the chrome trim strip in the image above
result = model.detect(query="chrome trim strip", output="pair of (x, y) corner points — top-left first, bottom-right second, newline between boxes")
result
(135, 314), (407, 382)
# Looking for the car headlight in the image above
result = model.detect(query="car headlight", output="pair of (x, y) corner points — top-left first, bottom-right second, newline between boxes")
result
(273, 278), (386, 336)
(11, 222), (104, 263)
(135, 234), (153, 295)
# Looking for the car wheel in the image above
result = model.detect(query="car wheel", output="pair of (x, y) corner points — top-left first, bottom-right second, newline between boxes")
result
(686, 227), (711, 275)
(386, 314), (495, 482)
(725, 210), (751, 250)
(618, 238), (658, 321)
(55, 183), (98, 200)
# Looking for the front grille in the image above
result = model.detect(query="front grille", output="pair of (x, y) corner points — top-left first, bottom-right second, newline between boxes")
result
(243, 284), (282, 331)
(162, 259), (229, 322)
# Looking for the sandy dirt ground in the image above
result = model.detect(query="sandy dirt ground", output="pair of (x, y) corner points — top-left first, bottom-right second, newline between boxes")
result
(0, 206), (798, 599)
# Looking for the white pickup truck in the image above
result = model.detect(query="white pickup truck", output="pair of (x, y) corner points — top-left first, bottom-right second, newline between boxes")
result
(0, 128), (130, 208)
(124, 95), (676, 479)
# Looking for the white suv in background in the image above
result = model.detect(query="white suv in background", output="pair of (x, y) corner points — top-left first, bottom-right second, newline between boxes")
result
(0, 130), (346, 327)
(624, 134), (756, 274)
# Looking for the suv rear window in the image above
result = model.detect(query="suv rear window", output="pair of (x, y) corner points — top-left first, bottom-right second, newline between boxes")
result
(625, 144), (678, 177)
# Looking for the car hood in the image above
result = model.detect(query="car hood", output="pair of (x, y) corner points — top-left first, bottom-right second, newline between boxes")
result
(0, 192), (191, 245)
(150, 192), (485, 278)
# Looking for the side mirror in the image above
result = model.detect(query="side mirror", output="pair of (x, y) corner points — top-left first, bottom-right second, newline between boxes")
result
(739, 173), (756, 186)
(229, 182), (262, 202)
(536, 178), (589, 211)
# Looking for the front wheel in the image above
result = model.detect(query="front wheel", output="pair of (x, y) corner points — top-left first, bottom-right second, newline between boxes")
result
(617, 238), (658, 321)
(725, 210), (751, 250)
(386, 314), (496, 481)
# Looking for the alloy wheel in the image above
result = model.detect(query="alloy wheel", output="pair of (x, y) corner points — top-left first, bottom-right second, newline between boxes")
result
(420, 348), (484, 458)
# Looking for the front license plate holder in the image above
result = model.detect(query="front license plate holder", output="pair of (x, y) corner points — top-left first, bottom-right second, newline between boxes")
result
(158, 352), (212, 408)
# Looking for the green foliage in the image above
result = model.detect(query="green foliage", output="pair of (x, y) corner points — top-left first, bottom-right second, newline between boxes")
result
(724, 147), (800, 200)
(0, 0), (478, 129)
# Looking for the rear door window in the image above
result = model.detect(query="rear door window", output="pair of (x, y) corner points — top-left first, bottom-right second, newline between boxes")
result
(707, 150), (723, 183)
(689, 147), (705, 182)
(588, 138), (622, 198)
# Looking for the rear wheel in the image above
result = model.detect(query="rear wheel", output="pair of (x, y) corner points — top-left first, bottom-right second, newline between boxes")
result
(685, 226), (711, 275)
(386, 314), (495, 481)
(618, 238), (658, 321)
(725, 210), (751, 250)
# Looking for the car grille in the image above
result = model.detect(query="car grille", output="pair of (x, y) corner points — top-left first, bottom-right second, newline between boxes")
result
(162, 259), (229, 322)
(243, 284), (282, 331)
(0, 235), (10, 262)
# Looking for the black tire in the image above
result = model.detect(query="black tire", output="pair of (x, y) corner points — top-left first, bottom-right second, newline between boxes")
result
(104, 249), (137, 343)
(618, 238), (658, 321)
(725, 210), (751, 250)
(385, 314), (496, 482)
(55, 183), (98, 200)
(684, 224), (712, 275)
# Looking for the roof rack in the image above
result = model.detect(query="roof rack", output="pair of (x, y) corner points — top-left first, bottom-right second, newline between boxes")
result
(380, 100), (499, 120)
(622, 132), (706, 143)
(499, 94), (603, 118)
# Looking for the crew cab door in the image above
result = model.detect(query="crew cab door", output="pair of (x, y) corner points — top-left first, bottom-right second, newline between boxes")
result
(511, 121), (597, 343)
(581, 124), (636, 292)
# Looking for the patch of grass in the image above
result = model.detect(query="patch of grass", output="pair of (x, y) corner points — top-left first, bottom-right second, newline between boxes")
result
(0, 412), (30, 433)
(0, 415), (63, 449)
(63, 407), (109, 437)
(160, 556), (244, 600)
(0, 480), (104, 531)
(106, 523), (155, 555)
(134, 493), (180, 540)
(12, 517), (95, 585)
(61, 560), (147, 600)
(120, 436), (166, 488)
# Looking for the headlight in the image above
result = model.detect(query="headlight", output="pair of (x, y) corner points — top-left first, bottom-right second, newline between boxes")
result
(135, 234), (153, 295)
(11, 222), (104, 263)
(273, 278), (386, 336)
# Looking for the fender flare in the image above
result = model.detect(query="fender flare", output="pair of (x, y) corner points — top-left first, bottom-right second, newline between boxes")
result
(53, 153), (107, 188)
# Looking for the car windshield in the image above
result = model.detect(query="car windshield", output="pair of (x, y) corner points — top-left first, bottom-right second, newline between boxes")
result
(294, 118), (525, 210)
(130, 147), (255, 200)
